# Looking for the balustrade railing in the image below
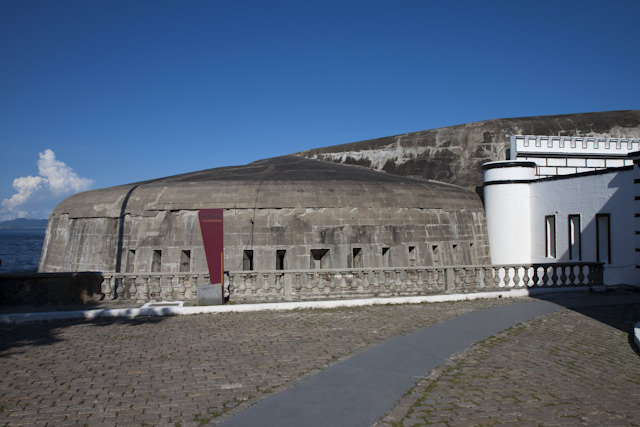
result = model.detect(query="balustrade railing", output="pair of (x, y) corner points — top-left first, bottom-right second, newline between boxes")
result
(100, 262), (603, 303)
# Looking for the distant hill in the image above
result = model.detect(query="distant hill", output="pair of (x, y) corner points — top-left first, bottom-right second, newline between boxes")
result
(0, 218), (48, 230)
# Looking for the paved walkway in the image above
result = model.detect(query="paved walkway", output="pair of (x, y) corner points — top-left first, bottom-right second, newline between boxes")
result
(0, 290), (638, 426)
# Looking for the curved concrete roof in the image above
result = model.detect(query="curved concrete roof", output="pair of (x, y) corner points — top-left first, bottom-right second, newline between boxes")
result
(296, 110), (640, 189)
(53, 156), (481, 218)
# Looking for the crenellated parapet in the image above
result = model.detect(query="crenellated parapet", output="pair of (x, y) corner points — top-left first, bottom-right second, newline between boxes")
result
(511, 135), (637, 177)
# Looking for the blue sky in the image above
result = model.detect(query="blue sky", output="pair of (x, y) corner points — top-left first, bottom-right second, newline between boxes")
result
(1, 0), (638, 220)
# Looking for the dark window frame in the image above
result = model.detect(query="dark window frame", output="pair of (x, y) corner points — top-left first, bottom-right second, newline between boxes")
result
(352, 247), (362, 268)
(276, 249), (286, 270)
(596, 213), (611, 264)
(568, 214), (582, 261)
(151, 249), (162, 272)
(243, 250), (254, 271)
(180, 249), (191, 272)
(545, 215), (556, 258)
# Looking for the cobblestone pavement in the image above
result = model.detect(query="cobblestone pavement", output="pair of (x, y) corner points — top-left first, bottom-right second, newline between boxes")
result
(1, 294), (639, 426)
(0, 298), (512, 426)
(378, 302), (640, 426)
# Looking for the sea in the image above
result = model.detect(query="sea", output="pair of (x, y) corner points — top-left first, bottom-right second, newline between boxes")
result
(0, 228), (46, 273)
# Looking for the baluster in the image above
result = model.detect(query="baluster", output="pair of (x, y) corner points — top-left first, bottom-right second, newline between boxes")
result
(319, 273), (329, 296)
(140, 275), (150, 300)
(153, 275), (162, 300)
(469, 267), (476, 290)
(126, 276), (136, 301)
(237, 273), (246, 295)
(102, 275), (112, 299)
(416, 269), (424, 289)
(522, 267), (532, 288)
(568, 266), (577, 286)
(437, 268), (446, 292)
(384, 271), (392, 293)
(274, 273), (282, 296)
(531, 266), (540, 287)
(511, 267), (520, 288)
(244, 273), (253, 296)
(371, 270), (380, 293)
(111, 275), (119, 299)
(451, 268), (460, 292)
(584, 265), (592, 286)
(391, 270), (397, 294)
(176, 275), (186, 300)
(496, 267), (505, 287)
(352, 272), (360, 293)
(551, 266), (559, 286)
(397, 270), (405, 294)
(262, 273), (274, 296)
(559, 265), (568, 286)
(294, 272), (302, 297)
(541, 266), (550, 286)
(306, 272), (314, 295)
(339, 272), (348, 290)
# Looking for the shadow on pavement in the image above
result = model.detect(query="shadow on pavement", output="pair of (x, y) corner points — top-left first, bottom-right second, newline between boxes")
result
(0, 315), (166, 356)
(532, 287), (640, 355)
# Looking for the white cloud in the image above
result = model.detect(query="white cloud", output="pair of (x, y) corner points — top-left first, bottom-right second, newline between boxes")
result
(37, 149), (93, 195)
(1, 149), (93, 220)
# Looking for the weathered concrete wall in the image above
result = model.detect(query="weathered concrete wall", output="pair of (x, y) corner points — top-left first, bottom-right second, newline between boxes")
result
(40, 157), (490, 273)
(42, 206), (489, 274)
(296, 110), (640, 190)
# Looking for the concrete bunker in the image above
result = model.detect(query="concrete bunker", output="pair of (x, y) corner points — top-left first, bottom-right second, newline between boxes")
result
(40, 156), (490, 274)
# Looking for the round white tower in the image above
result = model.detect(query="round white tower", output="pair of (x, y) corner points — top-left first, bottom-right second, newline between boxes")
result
(482, 161), (536, 264)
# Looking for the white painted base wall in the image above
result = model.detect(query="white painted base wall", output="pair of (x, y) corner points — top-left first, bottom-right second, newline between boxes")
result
(484, 162), (637, 286)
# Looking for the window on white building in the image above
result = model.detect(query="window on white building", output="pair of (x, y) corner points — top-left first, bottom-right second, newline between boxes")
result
(596, 214), (611, 264)
(568, 215), (581, 261)
(545, 216), (556, 258)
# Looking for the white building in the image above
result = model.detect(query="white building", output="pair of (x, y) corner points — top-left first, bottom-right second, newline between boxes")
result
(483, 135), (639, 286)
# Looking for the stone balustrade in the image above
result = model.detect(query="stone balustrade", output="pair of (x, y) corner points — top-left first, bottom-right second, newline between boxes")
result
(100, 262), (603, 303)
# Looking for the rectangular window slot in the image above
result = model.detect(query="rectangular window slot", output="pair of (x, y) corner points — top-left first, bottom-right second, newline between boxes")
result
(596, 214), (611, 264)
(569, 215), (581, 261)
(408, 246), (416, 267)
(382, 247), (390, 267)
(431, 244), (439, 264)
(276, 250), (286, 270)
(243, 250), (254, 271)
(352, 247), (362, 268)
(125, 249), (136, 273)
(545, 215), (556, 258)
(151, 250), (162, 272)
(180, 250), (191, 272)
(311, 249), (329, 269)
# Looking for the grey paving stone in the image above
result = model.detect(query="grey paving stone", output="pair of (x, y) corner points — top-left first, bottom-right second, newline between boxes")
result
(1, 291), (639, 426)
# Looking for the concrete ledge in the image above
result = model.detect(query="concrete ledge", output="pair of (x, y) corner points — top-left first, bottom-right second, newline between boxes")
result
(635, 322), (640, 351)
(0, 287), (601, 324)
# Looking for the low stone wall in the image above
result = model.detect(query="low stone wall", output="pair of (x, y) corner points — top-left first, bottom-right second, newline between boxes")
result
(101, 262), (603, 304)
(0, 272), (104, 305)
